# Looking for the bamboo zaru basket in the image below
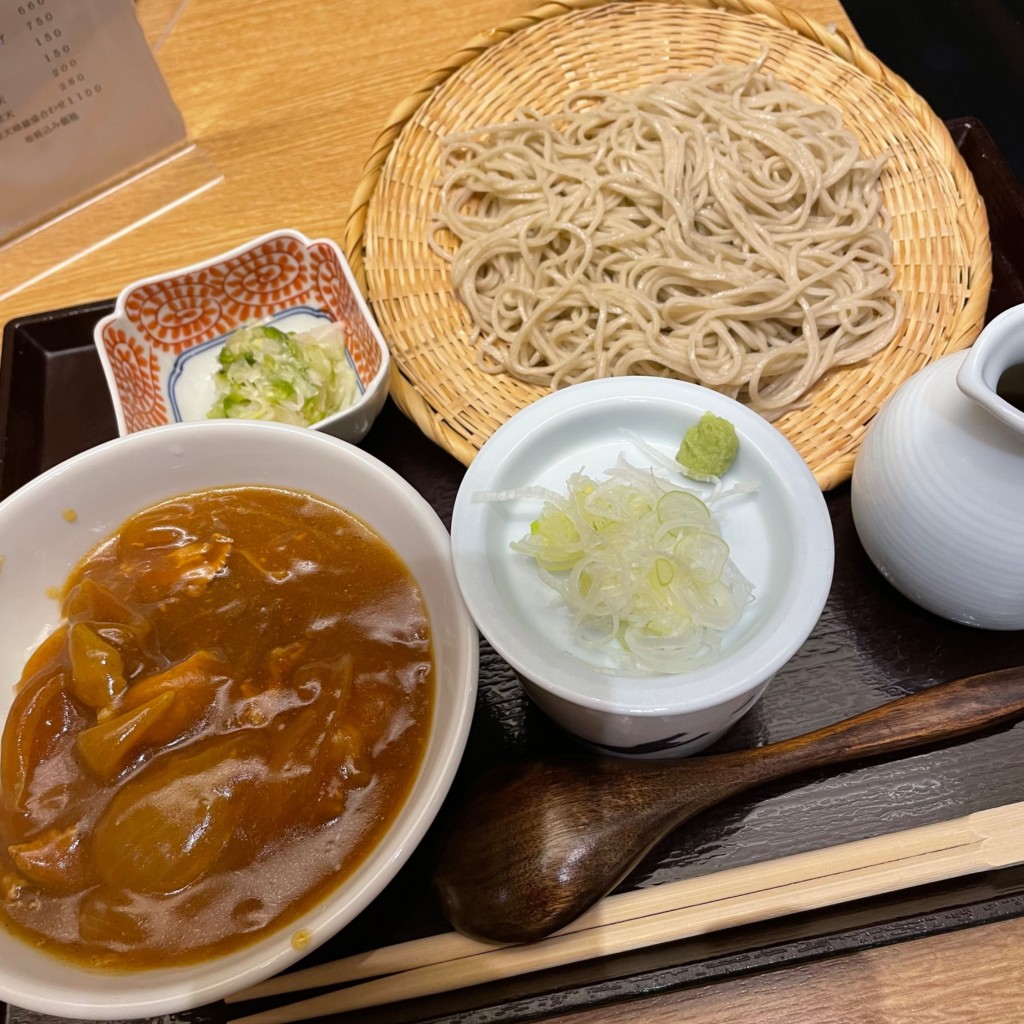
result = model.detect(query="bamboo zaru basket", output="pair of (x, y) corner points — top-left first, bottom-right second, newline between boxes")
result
(345, 0), (990, 488)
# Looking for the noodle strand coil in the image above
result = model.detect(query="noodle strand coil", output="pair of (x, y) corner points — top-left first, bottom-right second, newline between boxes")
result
(431, 61), (900, 417)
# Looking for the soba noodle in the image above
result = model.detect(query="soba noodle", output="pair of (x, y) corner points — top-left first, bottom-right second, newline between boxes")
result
(430, 61), (900, 416)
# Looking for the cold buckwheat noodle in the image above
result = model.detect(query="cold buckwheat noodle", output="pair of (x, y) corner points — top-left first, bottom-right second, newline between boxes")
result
(430, 60), (900, 417)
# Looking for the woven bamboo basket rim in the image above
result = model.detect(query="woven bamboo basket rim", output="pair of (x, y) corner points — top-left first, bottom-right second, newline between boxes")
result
(344, 0), (991, 489)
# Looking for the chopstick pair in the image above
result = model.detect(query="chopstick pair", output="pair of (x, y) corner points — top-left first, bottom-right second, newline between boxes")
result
(226, 801), (1024, 1024)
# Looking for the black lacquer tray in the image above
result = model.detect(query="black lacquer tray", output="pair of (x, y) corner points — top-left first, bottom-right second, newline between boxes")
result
(3, 118), (1024, 1024)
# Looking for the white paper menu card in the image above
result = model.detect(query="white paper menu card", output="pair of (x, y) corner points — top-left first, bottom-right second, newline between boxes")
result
(0, 0), (190, 244)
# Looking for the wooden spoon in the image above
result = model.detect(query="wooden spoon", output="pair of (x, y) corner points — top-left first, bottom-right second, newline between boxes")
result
(433, 667), (1024, 944)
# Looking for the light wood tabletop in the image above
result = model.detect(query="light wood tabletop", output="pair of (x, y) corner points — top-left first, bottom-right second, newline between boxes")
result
(1, 1), (1022, 1022)
(1, 0), (862, 326)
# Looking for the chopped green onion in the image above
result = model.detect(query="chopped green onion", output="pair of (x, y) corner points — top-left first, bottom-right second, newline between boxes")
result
(207, 321), (359, 426)
(506, 457), (754, 674)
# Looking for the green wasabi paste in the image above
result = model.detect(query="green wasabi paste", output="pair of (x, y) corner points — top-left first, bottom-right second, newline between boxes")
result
(676, 412), (739, 478)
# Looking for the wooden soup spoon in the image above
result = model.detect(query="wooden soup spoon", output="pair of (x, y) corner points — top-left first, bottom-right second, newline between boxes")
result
(433, 667), (1024, 944)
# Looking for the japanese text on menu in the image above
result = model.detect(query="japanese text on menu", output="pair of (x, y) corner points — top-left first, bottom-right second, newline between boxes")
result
(0, 0), (189, 243)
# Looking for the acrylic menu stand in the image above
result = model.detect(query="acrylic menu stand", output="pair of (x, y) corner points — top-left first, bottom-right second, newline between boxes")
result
(0, 0), (221, 302)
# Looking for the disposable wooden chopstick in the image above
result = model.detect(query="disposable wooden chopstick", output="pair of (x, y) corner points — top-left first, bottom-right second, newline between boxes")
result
(227, 802), (1024, 1024)
(229, 930), (512, 1001)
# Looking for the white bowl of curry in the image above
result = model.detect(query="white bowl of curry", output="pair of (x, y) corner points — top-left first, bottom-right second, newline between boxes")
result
(0, 420), (478, 1018)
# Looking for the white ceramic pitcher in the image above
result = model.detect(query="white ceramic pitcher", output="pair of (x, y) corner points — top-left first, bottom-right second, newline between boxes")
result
(851, 303), (1024, 629)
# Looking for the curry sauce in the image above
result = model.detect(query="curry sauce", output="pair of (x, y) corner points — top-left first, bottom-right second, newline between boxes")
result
(0, 486), (434, 968)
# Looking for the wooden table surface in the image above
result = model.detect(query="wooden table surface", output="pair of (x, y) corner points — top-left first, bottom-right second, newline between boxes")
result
(2, 0), (1023, 1021)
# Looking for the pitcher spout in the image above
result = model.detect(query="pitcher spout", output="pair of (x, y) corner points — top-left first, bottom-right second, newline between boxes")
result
(957, 303), (1024, 435)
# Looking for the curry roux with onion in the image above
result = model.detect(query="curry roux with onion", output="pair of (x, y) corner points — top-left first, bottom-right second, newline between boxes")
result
(0, 486), (434, 968)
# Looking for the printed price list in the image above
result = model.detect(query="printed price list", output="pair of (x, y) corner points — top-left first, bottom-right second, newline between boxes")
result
(0, 0), (189, 242)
